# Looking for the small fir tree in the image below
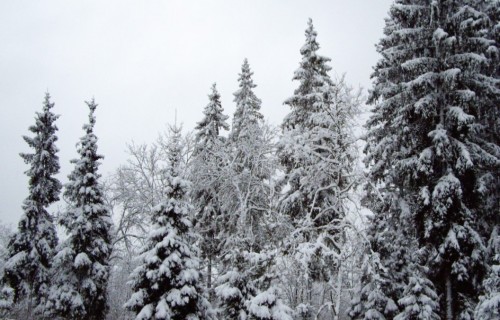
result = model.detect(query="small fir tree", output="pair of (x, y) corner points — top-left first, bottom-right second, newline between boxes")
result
(44, 99), (113, 320)
(395, 264), (440, 320)
(1, 93), (60, 317)
(126, 123), (212, 320)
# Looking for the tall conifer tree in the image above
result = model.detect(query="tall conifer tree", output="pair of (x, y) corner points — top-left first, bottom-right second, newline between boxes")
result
(191, 83), (230, 295)
(44, 99), (113, 320)
(1, 93), (60, 317)
(214, 60), (292, 320)
(360, 0), (500, 318)
(277, 19), (360, 315)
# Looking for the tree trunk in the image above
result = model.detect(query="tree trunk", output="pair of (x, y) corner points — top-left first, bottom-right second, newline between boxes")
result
(334, 267), (343, 320)
(446, 273), (453, 320)
(207, 253), (212, 301)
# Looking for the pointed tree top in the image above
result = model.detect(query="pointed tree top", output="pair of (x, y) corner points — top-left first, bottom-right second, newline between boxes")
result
(302, 18), (320, 56)
(211, 82), (217, 92)
(237, 58), (255, 89)
(85, 98), (98, 130)
(43, 92), (54, 111)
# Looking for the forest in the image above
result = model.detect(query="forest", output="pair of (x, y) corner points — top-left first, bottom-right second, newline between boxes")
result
(0, 1), (498, 320)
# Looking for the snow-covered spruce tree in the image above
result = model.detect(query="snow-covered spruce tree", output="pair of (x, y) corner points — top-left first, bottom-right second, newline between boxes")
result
(349, 195), (409, 320)
(276, 19), (360, 316)
(225, 59), (272, 251)
(229, 59), (264, 146)
(43, 99), (113, 320)
(362, 0), (499, 318)
(126, 123), (212, 320)
(0, 93), (60, 317)
(214, 60), (294, 320)
(395, 264), (441, 320)
(190, 83), (230, 296)
(215, 249), (293, 320)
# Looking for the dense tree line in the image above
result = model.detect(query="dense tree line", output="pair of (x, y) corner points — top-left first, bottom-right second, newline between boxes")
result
(0, 1), (498, 319)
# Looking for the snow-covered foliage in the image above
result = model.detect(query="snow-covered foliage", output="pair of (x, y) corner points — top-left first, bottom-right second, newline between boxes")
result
(0, 93), (61, 317)
(213, 59), (293, 319)
(230, 58), (264, 145)
(4, 3), (497, 318)
(43, 99), (113, 320)
(126, 123), (213, 320)
(395, 264), (440, 320)
(474, 226), (500, 320)
(215, 250), (293, 320)
(277, 19), (362, 317)
(190, 83), (230, 296)
(359, 0), (500, 318)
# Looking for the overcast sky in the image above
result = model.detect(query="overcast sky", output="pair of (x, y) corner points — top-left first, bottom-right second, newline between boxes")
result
(0, 0), (393, 226)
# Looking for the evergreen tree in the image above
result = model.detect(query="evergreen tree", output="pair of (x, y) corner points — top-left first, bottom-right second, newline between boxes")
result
(215, 250), (293, 320)
(1, 93), (60, 317)
(126, 123), (212, 320)
(349, 253), (396, 320)
(44, 99), (113, 320)
(225, 59), (270, 251)
(349, 196), (407, 320)
(277, 19), (360, 314)
(215, 249), (258, 319)
(361, 0), (499, 318)
(278, 18), (358, 245)
(215, 60), (292, 318)
(395, 263), (440, 320)
(191, 83), (230, 295)
(193, 83), (230, 156)
(230, 58), (264, 146)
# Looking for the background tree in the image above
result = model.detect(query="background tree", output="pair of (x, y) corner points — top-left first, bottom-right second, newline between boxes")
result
(277, 19), (361, 317)
(44, 99), (113, 320)
(126, 123), (212, 320)
(214, 61), (293, 319)
(1, 93), (61, 318)
(190, 83), (230, 298)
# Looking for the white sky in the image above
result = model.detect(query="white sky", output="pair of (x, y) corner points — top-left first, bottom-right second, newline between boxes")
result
(0, 0), (393, 226)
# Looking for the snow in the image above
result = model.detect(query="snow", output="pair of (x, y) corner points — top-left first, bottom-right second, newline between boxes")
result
(73, 252), (91, 268)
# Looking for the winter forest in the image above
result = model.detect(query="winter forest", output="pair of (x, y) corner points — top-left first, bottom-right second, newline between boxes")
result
(0, 1), (499, 320)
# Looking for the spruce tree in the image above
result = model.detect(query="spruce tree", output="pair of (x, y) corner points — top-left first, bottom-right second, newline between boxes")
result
(395, 264), (440, 320)
(361, 0), (499, 318)
(44, 99), (113, 320)
(1, 93), (60, 317)
(126, 123), (212, 320)
(349, 196), (408, 320)
(277, 19), (360, 314)
(225, 59), (270, 250)
(215, 60), (292, 319)
(191, 83), (230, 295)
(230, 58), (264, 145)
(278, 18), (358, 242)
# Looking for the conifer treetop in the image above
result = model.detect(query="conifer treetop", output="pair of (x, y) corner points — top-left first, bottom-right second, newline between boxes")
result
(1, 92), (60, 316)
(283, 18), (334, 131)
(20, 92), (61, 206)
(231, 59), (263, 142)
(195, 83), (229, 154)
(43, 98), (112, 320)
